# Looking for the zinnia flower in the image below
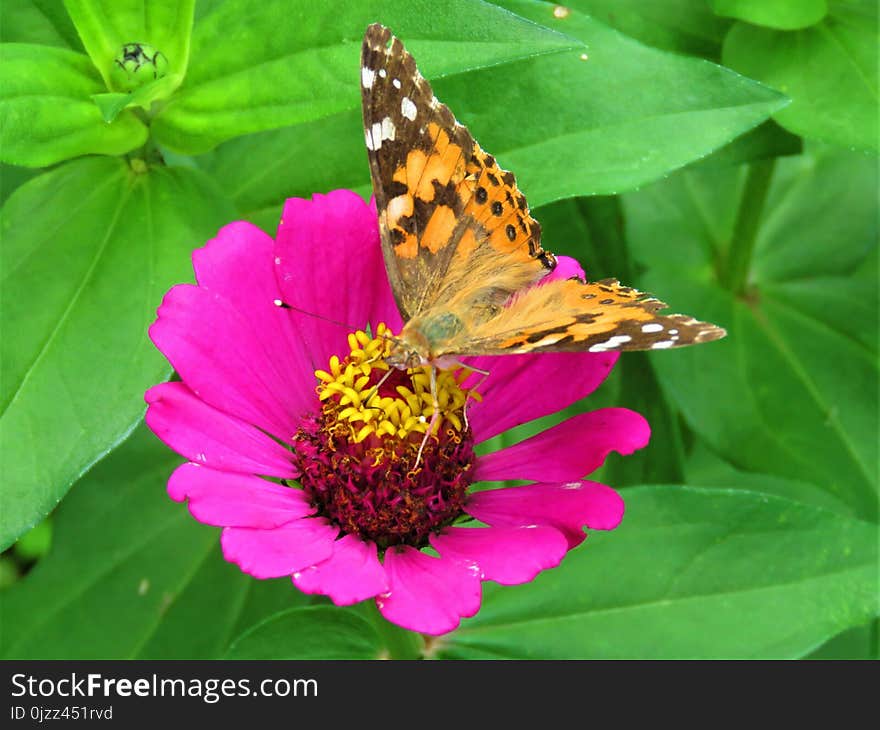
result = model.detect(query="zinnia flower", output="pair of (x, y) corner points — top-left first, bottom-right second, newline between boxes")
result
(144, 190), (649, 635)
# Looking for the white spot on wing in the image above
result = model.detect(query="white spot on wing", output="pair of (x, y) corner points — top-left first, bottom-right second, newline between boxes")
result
(642, 323), (664, 333)
(367, 117), (396, 149)
(652, 340), (674, 349)
(361, 66), (375, 89)
(401, 97), (417, 121)
(378, 68), (387, 78)
(392, 78), (401, 89)
(532, 334), (562, 347)
(588, 334), (632, 352)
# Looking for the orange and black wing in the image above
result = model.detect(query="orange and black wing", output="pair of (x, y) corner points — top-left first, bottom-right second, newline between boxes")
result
(360, 24), (556, 321)
(450, 277), (726, 355)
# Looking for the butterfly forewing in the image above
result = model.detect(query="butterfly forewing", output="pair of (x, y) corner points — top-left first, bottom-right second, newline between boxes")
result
(360, 24), (726, 360)
(360, 24), (555, 321)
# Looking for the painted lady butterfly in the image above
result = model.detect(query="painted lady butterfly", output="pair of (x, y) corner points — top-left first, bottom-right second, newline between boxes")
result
(361, 23), (725, 376)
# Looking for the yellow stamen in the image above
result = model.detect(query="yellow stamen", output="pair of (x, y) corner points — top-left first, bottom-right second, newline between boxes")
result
(314, 322), (475, 446)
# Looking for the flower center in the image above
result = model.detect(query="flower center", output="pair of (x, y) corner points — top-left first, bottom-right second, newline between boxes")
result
(292, 323), (477, 549)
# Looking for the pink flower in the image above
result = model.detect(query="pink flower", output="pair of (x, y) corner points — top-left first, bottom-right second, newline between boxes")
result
(145, 190), (649, 636)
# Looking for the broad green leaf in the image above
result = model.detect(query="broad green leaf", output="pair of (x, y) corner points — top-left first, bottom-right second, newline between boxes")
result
(722, 1), (878, 152)
(199, 0), (785, 228)
(225, 607), (384, 660)
(544, 0), (732, 58)
(0, 158), (236, 550)
(622, 149), (878, 520)
(0, 0), (83, 49)
(686, 440), (856, 517)
(153, 0), (579, 154)
(710, 0), (828, 30)
(439, 486), (879, 659)
(0, 426), (311, 659)
(0, 43), (147, 166)
(63, 0), (194, 93)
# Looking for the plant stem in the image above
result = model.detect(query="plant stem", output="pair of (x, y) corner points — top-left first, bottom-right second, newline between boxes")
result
(724, 158), (775, 295)
(366, 601), (424, 660)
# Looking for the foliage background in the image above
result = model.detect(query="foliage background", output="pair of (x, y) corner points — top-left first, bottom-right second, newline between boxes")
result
(0, 0), (877, 659)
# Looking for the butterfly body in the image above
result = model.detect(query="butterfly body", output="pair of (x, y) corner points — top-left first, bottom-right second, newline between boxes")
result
(361, 23), (725, 376)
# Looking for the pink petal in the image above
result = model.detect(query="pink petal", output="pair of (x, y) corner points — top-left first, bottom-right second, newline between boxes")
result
(221, 518), (337, 579)
(466, 481), (625, 548)
(149, 283), (304, 441)
(191, 221), (314, 412)
(292, 534), (388, 605)
(145, 382), (297, 478)
(377, 546), (482, 636)
(274, 191), (403, 371)
(463, 350), (618, 443)
(431, 526), (568, 585)
(475, 408), (650, 483)
(168, 463), (314, 528)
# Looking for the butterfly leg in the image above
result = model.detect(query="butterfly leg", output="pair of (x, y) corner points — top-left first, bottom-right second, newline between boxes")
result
(415, 364), (441, 468)
(447, 360), (490, 432)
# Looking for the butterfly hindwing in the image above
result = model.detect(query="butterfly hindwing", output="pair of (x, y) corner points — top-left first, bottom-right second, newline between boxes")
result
(360, 24), (555, 322)
(454, 277), (725, 355)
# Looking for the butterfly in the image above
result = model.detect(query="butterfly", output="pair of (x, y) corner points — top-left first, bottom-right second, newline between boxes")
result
(360, 23), (724, 393)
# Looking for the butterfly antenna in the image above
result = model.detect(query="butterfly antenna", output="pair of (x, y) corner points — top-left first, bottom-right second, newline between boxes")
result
(273, 299), (360, 332)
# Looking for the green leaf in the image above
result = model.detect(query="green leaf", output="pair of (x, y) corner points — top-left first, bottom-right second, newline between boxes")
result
(687, 119), (803, 171)
(0, 157), (236, 550)
(722, 1), (878, 152)
(710, 0), (828, 30)
(92, 72), (182, 122)
(199, 1), (786, 228)
(225, 607), (384, 660)
(807, 618), (879, 659)
(686, 440), (856, 517)
(622, 149), (879, 520)
(152, 0), (579, 154)
(0, 0), (83, 49)
(0, 425), (311, 659)
(63, 0), (194, 93)
(0, 164), (41, 205)
(553, 0), (732, 58)
(0, 43), (148, 166)
(439, 486), (879, 659)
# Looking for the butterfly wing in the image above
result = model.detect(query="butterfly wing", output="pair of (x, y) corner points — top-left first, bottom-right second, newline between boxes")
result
(360, 24), (556, 322)
(361, 24), (726, 357)
(444, 276), (725, 355)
